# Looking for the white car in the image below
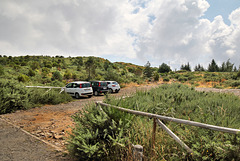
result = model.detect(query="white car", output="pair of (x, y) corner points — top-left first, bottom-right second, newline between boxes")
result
(65, 81), (93, 98)
(106, 81), (120, 93)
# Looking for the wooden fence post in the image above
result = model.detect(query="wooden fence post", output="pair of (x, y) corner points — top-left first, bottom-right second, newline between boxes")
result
(152, 118), (156, 158)
(132, 144), (143, 161)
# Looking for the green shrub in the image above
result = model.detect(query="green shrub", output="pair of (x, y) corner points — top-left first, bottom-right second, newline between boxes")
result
(0, 79), (72, 114)
(51, 71), (63, 81)
(163, 77), (170, 82)
(231, 80), (240, 87)
(0, 79), (31, 114)
(178, 76), (188, 82)
(67, 103), (132, 160)
(153, 72), (160, 81)
(18, 74), (30, 82)
(0, 65), (4, 76)
(28, 69), (35, 77)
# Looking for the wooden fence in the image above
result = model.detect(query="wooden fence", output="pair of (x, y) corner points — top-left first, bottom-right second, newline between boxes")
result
(95, 101), (240, 156)
(25, 86), (65, 93)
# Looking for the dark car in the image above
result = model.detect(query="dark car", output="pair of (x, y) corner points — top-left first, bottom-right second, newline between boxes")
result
(90, 81), (109, 96)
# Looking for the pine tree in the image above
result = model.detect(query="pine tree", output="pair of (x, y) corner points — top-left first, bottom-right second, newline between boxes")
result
(208, 59), (219, 72)
(143, 61), (152, 78)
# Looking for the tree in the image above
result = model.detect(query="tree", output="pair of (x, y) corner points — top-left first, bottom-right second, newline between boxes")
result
(85, 57), (96, 80)
(220, 59), (234, 72)
(208, 59), (219, 72)
(180, 62), (191, 71)
(52, 71), (63, 81)
(143, 61), (152, 78)
(194, 64), (205, 71)
(158, 63), (171, 73)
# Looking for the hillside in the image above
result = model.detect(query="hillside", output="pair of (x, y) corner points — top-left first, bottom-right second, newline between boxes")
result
(0, 55), (146, 87)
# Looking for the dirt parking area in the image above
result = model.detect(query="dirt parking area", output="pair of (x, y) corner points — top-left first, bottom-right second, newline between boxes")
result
(0, 83), (161, 153)
(1, 82), (240, 160)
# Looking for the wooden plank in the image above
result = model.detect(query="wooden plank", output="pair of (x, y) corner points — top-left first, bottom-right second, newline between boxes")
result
(96, 102), (240, 134)
(26, 86), (63, 89)
(156, 119), (193, 153)
(151, 118), (156, 157)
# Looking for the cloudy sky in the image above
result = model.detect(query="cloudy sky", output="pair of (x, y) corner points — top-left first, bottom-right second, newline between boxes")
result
(0, 0), (240, 69)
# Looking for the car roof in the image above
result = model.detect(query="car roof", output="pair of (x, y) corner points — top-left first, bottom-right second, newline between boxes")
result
(106, 81), (117, 83)
(68, 81), (90, 84)
(90, 80), (106, 82)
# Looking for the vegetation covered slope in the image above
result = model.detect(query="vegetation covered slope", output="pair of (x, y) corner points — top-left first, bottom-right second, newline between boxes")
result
(68, 84), (240, 160)
(1, 55), (240, 114)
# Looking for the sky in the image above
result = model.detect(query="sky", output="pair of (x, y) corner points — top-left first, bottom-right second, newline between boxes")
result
(0, 0), (240, 70)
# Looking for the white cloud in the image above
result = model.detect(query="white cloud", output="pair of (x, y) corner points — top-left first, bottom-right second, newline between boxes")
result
(0, 0), (137, 58)
(0, 0), (239, 69)
(134, 1), (240, 69)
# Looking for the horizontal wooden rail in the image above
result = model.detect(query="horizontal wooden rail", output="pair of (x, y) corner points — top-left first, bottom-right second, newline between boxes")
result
(26, 86), (64, 89)
(26, 86), (65, 93)
(96, 102), (240, 135)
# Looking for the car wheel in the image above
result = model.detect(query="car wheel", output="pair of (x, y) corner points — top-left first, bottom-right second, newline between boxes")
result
(116, 90), (119, 93)
(109, 89), (113, 93)
(88, 95), (92, 98)
(75, 93), (80, 99)
(94, 91), (98, 96)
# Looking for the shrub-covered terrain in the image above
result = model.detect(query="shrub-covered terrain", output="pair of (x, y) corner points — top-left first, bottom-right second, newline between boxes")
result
(1, 55), (240, 114)
(68, 84), (240, 160)
(0, 79), (72, 114)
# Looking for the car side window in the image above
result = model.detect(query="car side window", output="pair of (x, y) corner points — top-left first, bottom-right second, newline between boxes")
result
(66, 83), (72, 88)
(73, 83), (78, 88)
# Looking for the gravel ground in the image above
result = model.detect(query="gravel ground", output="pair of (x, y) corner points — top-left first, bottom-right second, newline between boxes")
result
(1, 83), (240, 161)
(0, 118), (72, 161)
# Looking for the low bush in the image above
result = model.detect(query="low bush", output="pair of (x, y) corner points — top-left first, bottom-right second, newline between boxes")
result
(0, 79), (72, 114)
(163, 77), (170, 82)
(18, 74), (30, 82)
(0, 79), (30, 114)
(178, 76), (188, 82)
(67, 103), (132, 160)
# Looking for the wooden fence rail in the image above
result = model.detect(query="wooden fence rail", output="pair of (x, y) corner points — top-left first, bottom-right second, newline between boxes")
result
(96, 101), (240, 157)
(96, 101), (240, 135)
(25, 86), (65, 93)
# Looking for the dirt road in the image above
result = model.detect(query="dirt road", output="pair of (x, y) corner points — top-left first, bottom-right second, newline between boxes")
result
(1, 83), (240, 160)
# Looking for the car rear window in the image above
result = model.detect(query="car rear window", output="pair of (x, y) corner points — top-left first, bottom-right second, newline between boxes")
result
(113, 82), (118, 85)
(77, 83), (91, 88)
(82, 83), (91, 88)
(100, 82), (107, 86)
